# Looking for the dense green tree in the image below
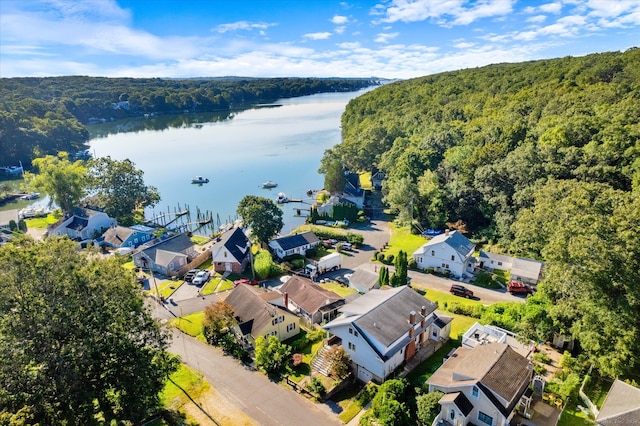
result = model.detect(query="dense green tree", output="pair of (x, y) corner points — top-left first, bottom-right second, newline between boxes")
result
(415, 391), (444, 426)
(88, 156), (160, 225)
(390, 250), (408, 287)
(326, 345), (352, 380)
(378, 266), (390, 287)
(254, 335), (291, 377)
(0, 236), (178, 424)
(323, 159), (347, 194)
(237, 195), (284, 245)
(203, 301), (236, 345)
(27, 152), (88, 214)
(360, 379), (411, 426)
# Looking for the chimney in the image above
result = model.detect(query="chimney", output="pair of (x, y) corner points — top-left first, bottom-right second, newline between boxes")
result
(409, 327), (415, 338)
(445, 229), (450, 236)
(420, 305), (426, 316)
(284, 292), (289, 307)
(409, 310), (416, 324)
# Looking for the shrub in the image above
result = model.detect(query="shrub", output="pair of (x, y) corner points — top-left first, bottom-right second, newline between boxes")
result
(306, 328), (326, 342)
(377, 252), (385, 262)
(533, 352), (552, 365)
(371, 252), (379, 262)
(386, 254), (394, 264)
(292, 353), (303, 367)
(290, 335), (310, 352)
(8, 220), (17, 231)
(408, 257), (417, 269)
(306, 376), (326, 399)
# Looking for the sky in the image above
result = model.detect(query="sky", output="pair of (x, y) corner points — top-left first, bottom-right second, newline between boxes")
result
(1, 0), (639, 79)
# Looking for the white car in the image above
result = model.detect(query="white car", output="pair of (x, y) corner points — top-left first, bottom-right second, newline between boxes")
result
(192, 270), (210, 285)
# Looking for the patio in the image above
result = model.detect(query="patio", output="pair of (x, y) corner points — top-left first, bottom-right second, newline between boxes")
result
(510, 396), (562, 426)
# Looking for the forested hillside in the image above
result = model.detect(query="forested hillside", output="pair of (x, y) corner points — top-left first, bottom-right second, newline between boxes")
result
(0, 76), (375, 167)
(333, 49), (640, 378)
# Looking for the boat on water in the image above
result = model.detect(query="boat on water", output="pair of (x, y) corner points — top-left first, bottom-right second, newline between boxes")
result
(262, 180), (278, 188)
(20, 192), (40, 200)
(276, 192), (289, 203)
(191, 176), (210, 184)
(19, 206), (46, 219)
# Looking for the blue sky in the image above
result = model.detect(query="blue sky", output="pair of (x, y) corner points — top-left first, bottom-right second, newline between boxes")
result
(1, 0), (639, 79)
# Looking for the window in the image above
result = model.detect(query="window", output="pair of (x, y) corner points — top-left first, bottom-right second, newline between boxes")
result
(451, 255), (455, 261)
(287, 323), (296, 332)
(349, 327), (353, 334)
(498, 261), (503, 266)
(432, 330), (438, 337)
(431, 250), (435, 256)
(441, 263), (449, 269)
(472, 386), (479, 398)
(354, 330), (359, 337)
(450, 410), (455, 421)
(348, 342), (356, 351)
(478, 411), (493, 426)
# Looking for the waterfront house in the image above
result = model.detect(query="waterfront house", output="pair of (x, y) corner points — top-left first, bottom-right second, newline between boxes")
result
(132, 233), (198, 276)
(279, 275), (345, 324)
(49, 207), (116, 243)
(98, 224), (154, 250)
(268, 231), (320, 260)
(210, 227), (250, 273)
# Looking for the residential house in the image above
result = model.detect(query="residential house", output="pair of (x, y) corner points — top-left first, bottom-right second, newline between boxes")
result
(510, 257), (544, 285)
(211, 227), (250, 273)
(348, 267), (380, 294)
(268, 231), (320, 260)
(342, 172), (365, 208)
(98, 224), (154, 250)
(49, 207), (116, 242)
(595, 379), (640, 426)
(225, 284), (300, 347)
(413, 230), (476, 278)
(477, 251), (513, 272)
(315, 195), (357, 220)
(427, 343), (533, 426)
(132, 233), (198, 276)
(279, 275), (345, 324)
(323, 286), (451, 384)
(370, 170), (386, 191)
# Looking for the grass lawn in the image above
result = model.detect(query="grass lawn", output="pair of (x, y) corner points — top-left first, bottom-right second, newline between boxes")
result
(335, 382), (370, 423)
(24, 214), (59, 229)
(201, 273), (234, 295)
(583, 375), (612, 409)
(161, 364), (209, 409)
(405, 339), (459, 389)
(492, 269), (510, 285)
(319, 282), (358, 298)
(287, 330), (325, 382)
(170, 311), (206, 341)
(557, 398), (594, 426)
(380, 223), (426, 259)
(190, 235), (210, 245)
(359, 172), (373, 191)
(415, 286), (485, 310)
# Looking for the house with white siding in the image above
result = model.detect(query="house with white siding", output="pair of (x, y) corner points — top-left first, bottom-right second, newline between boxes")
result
(323, 286), (451, 384)
(49, 208), (116, 242)
(268, 231), (320, 259)
(413, 230), (476, 278)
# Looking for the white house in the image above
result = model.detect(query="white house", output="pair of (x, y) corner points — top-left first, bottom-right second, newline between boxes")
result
(268, 231), (320, 259)
(413, 230), (476, 278)
(49, 208), (116, 242)
(210, 227), (250, 273)
(132, 233), (198, 276)
(427, 343), (533, 426)
(323, 286), (451, 384)
(477, 251), (544, 285)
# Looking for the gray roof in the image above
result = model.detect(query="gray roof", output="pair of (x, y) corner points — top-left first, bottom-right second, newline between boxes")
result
(280, 276), (344, 314)
(596, 380), (640, 426)
(440, 392), (474, 417)
(348, 268), (380, 292)
(225, 284), (286, 338)
(420, 230), (475, 258)
(478, 250), (514, 265)
(139, 233), (194, 262)
(102, 226), (135, 246)
(511, 257), (544, 281)
(271, 231), (319, 251)
(337, 286), (438, 348)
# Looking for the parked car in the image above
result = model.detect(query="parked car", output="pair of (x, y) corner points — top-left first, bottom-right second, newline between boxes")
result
(507, 281), (535, 295)
(233, 278), (260, 287)
(450, 284), (474, 298)
(184, 269), (200, 283)
(192, 270), (210, 285)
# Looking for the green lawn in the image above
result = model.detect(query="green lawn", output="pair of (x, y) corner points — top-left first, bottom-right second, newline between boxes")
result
(380, 223), (426, 260)
(170, 311), (206, 341)
(24, 214), (59, 229)
(160, 364), (209, 409)
(557, 398), (594, 426)
(319, 282), (358, 297)
(359, 172), (373, 191)
(287, 330), (325, 382)
(414, 286), (485, 310)
(201, 273), (234, 295)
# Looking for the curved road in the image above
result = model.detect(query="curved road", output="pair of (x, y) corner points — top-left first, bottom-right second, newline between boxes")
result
(169, 329), (341, 426)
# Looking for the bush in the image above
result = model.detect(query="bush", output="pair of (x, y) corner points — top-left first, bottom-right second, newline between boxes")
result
(408, 257), (417, 269)
(377, 252), (385, 262)
(306, 376), (326, 399)
(386, 254), (394, 264)
(290, 335), (310, 352)
(357, 383), (379, 406)
(306, 328), (326, 342)
(534, 352), (552, 364)
(371, 251), (380, 262)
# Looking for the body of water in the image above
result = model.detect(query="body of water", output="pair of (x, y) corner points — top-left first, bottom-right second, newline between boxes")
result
(88, 89), (369, 235)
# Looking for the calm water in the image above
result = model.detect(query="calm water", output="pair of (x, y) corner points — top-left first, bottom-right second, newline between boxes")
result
(88, 89), (370, 234)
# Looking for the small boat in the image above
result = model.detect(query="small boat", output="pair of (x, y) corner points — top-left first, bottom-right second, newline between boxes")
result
(20, 192), (40, 200)
(262, 180), (278, 188)
(276, 192), (288, 203)
(191, 176), (209, 184)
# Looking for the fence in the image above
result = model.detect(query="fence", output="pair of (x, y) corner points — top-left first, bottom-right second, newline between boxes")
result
(170, 250), (212, 278)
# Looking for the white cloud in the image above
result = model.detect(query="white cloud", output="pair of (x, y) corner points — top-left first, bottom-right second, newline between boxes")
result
(453, 41), (475, 49)
(303, 32), (332, 40)
(375, 32), (399, 43)
(215, 21), (275, 33)
(527, 15), (547, 24)
(375, 0), (514, 26)
(331, 15), (349, 24)
(335, 26), (346, 34)
(539, 3), (563, 14)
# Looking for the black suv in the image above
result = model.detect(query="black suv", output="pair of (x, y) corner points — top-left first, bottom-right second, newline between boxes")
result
(450, 284), (474, 298)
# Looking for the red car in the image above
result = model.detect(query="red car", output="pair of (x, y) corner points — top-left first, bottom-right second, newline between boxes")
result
(450, 284), (474, 298)
(233, 278), (260, 287)
(507, 281), (535, 295)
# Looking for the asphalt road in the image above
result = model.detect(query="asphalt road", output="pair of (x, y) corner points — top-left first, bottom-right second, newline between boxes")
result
(169, 329), (342, 426)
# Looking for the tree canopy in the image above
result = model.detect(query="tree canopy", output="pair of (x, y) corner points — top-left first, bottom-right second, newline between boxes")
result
(237, 195), (284, 245)
(27, 152), (87, 214)
(0, 236), (178, 424)
(88, 156), (160, 224)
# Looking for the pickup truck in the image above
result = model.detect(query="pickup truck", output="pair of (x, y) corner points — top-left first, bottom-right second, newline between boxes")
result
(507, 281), (535, 295)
